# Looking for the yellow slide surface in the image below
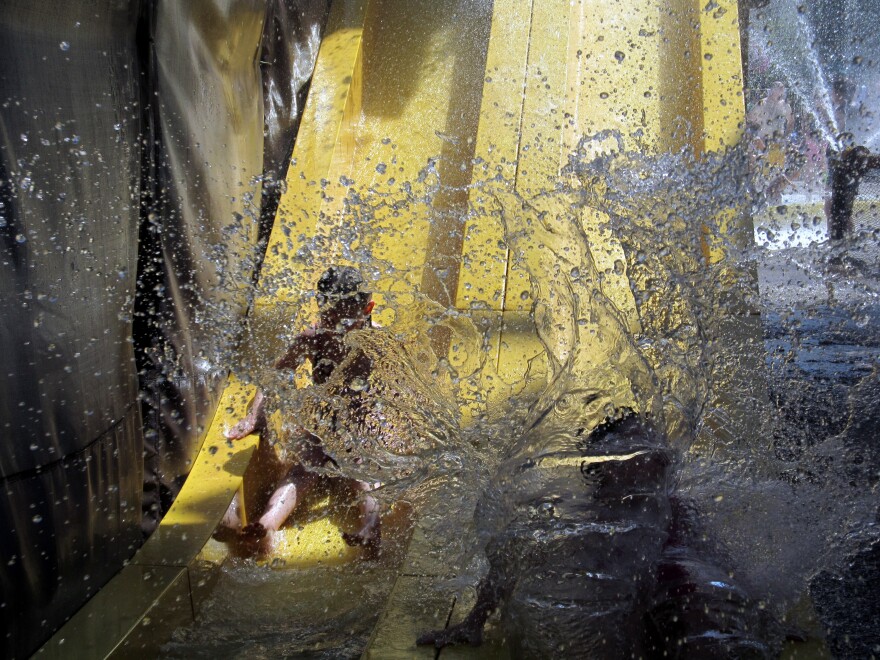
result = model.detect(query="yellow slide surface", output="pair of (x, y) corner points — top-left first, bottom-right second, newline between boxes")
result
(39, 0), (747, 657)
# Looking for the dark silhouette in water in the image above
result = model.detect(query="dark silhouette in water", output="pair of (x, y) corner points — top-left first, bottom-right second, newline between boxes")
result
(827, 144), (880, 240)
(219, 266), (381, 557)
(418, 413), (776, 658)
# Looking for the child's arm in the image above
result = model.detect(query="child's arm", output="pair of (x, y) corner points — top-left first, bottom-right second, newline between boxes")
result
(227, 330), (316, 439)
(274, 331), (315, 370)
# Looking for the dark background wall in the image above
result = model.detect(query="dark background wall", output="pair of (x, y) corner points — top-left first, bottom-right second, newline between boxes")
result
(0, 1), (328, 656)
(0, 3), (145, 656)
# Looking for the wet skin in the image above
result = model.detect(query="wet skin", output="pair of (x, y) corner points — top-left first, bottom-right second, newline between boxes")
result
(219, 299), (381, 558)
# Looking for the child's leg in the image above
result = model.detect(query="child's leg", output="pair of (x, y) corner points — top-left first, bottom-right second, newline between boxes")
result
(257, 468), (321, 531)
(341, 479), (381, 557)
(238, 465), (322, 556)
(355, 486), (380, 542)
(252, 430), (331, 532)
(213, 491), (243, 542)
(216, 439), (276, 550)
(220, 430), (283, 544)
(237, 429), (332, 555)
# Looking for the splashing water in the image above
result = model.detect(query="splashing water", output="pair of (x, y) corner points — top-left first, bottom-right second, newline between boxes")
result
(277, 326), (467, 498)
(188, 114), (879, 654)
(490, 132), (770, 459)
(753, 1), (842, 148)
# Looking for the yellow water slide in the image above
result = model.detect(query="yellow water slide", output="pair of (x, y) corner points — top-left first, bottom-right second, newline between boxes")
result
(39, 0), (749, 656)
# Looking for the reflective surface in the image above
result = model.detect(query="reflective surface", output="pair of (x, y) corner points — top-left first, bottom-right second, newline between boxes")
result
(1, 0), (331, 655)
(137, 0), (268, 532)
(0, 2), (144, 656)
(6, 0), (880, 657)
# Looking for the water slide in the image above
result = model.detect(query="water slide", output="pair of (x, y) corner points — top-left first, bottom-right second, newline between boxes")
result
(36, 0), (760, 656)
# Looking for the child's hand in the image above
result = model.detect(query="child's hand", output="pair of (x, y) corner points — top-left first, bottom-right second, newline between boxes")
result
(226, 414), (261, 439)
(226, 391), (267, 439)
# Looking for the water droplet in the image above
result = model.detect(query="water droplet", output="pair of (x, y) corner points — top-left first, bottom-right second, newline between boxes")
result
(19, 133), (27, 143)
(32, 514), (43, 523)
(614, 50), (625, 63)
(350, 377), (368, 392)
(15, 234), (26, 244)
(59, 41), (70, 52)
(520, 290), (530, 301)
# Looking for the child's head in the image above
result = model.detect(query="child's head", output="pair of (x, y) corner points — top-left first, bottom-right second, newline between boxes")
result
(316, 266), (374, 328)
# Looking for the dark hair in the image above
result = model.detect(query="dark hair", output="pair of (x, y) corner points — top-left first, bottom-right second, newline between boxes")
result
(316, 266), (370, 308)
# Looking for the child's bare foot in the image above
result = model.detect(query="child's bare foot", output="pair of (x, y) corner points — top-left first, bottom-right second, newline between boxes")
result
(212, 524), (240, 544)
(237, 522), (274, 556)
(240, 522), (267, 540)
(342, 524), (381, 560)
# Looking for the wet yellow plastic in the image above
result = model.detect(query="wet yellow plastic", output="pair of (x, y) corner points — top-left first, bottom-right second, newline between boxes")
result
(41, 0), (755, 657)
(367, 0), (751, 657)
(38, 0), (371, 655)
(37, 377), (258, 658)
